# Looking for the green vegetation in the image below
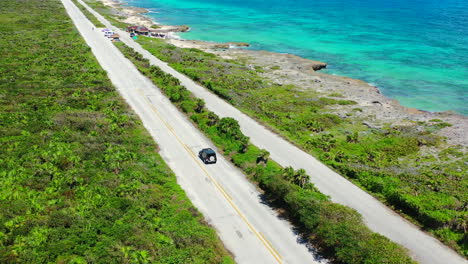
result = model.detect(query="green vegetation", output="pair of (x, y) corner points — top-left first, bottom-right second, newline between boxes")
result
(116, 42), (416, 263)
(83, 0), (129, 28)
(254, 65), (265, 73)
(328, 92), (344, 98)
(133, 37), (468, 256)
(0, 0), (232, 262)
(71, 0), (105, 28)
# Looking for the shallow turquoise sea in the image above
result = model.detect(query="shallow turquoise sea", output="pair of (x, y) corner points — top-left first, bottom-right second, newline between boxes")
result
(125, 0), (468, 114)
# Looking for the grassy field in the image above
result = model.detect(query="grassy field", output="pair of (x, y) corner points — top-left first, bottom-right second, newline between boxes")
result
(0, 0), (232, 263)
(115, 41), (416, 264)
(133, 37), (467, 256)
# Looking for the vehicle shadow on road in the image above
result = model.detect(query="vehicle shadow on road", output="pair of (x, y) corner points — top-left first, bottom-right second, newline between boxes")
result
(258, 193), (329, 263)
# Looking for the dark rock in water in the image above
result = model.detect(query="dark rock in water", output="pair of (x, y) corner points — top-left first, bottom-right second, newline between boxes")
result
(312, 62), (327, 71)
(227, 42), (250, 47)
(211, 42), (250, 49)
(176, 25), (190, 32)
(152, 25), (190, 33)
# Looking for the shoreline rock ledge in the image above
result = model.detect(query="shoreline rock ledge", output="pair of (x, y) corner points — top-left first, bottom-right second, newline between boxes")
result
(152, 25), (190, 33)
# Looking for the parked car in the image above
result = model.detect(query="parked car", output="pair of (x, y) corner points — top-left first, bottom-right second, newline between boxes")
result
(199, 148), (217, 164)
(130, 32), (135, 37)
(104, 31), (114, 38)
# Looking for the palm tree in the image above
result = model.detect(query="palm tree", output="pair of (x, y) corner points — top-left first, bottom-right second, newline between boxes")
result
(294, 169), (310, 188)
(256, 149), (270, 164)
(195, 98), (205, 113)
(207, 112), (219, 126)
(282, 166), (295, 182)
(334, 150), (347, 162)
(238, 135), (249, 153)
(346, 132), (359, 143)
(320, 133), (336, 152)
(218, 117), (240, 136)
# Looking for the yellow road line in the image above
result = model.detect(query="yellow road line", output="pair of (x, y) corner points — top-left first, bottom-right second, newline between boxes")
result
(260, 232), (282, 258)
(138, 90), (283, 263)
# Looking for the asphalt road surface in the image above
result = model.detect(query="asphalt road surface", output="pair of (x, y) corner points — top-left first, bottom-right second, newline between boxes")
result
(117, 28), (467, 264)
(68, 0), (467, 263)
(62, 0), (326, 263)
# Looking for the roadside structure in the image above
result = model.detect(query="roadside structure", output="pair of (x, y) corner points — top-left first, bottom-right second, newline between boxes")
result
(127, 25), (149, 36)
(110, 33), (120, 41)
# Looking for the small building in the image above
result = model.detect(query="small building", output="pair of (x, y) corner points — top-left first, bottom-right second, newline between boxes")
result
(127, 26), (138, 32)
(127, 26), (149, 36)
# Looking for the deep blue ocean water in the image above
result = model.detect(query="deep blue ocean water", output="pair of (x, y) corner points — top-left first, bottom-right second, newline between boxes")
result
(124, 0), (468, 114)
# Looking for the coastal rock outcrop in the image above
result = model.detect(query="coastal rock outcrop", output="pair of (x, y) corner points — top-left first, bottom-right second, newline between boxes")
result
(167, 39), (250, 50)
(100, 0), (467, 148)
(205, 47), (467, 147)
(153, 25), (190, 33)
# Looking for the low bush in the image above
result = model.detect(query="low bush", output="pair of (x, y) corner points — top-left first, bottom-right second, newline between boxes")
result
(0, 1), (232, 262)
(116, 42), (415, 263)
(71, 0), (105, 27)
(83, 0), (128, 28)
(132, 37), (467, 255)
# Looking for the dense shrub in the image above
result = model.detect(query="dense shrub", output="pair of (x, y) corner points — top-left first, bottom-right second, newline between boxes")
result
(82, 0), (128, 28)
(133, 37), (467, 255)
(71, 0), (105, 27)
(116, 42), (415, 263)
(0, 1), (232, 262)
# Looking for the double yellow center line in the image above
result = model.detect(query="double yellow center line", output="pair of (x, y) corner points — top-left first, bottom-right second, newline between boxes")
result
(137, 89), (283, 263)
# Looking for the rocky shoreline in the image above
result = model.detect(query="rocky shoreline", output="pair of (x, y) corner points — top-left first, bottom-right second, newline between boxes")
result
(212, 48), (468, 148)
(97, 0), (467, 148)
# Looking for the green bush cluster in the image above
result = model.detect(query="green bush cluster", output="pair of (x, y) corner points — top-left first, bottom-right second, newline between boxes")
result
(0, 1), (233, 262)
(133, 37), (468, 255)
(71, 0), (105, 28)
(116, 42), (415, 263)
(83, 0), (129, 28)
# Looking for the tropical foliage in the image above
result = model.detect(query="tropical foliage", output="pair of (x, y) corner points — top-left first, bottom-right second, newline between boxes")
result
(116, 42), (416, 263)
(83, 0), (129, 28)
(134, 37), (468, 256)
(71, 0), (105, 28)
(0, 1), (232, 262)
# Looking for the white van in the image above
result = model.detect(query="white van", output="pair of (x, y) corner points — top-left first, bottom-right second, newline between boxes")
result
(104, 31), (114, 38)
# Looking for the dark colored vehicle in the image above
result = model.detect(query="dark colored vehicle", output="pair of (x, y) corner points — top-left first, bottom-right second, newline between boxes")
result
(130, 32), (135, 37)
(199, 148), (217, 164)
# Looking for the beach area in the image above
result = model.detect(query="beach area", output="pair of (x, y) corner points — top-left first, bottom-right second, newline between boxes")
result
(97, 0), (467, 148)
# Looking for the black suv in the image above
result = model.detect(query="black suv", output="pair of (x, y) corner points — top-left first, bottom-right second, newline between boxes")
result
(199, 148), (217, 164)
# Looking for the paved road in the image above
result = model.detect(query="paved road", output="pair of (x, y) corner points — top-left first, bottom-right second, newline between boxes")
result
(75, 2), (468, 264)
(62, 0), (326, 263)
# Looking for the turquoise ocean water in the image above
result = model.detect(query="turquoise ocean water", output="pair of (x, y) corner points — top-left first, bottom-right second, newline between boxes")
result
(125, 0), (468, 114)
